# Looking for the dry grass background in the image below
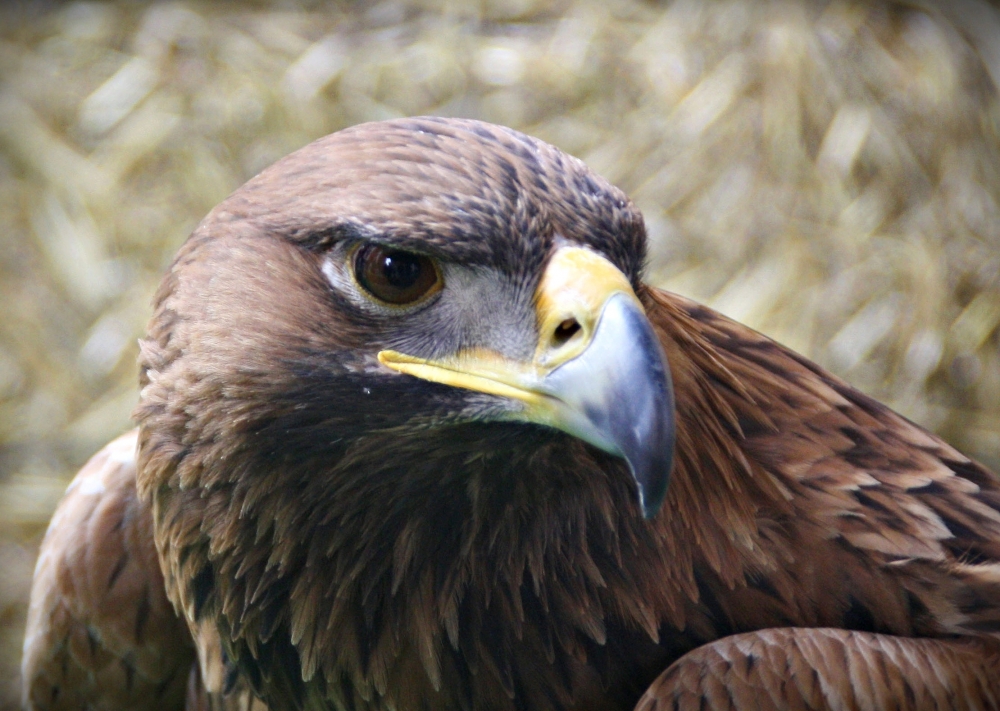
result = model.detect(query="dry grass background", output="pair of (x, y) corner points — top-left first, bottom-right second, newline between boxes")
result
(1, 0), (1000, 706)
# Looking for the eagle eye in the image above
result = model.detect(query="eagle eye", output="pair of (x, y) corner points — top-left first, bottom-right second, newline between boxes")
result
(353, 244), (442, 306)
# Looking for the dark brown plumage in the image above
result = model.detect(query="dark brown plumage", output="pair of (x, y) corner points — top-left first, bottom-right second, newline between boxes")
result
(22, 117), (1000, 710)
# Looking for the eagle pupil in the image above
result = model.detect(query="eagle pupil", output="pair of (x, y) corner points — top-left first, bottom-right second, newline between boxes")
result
(382, 252), (420, 288)
(354, 243), (442, 305)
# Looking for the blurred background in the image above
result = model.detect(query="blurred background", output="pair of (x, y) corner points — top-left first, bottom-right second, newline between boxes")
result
(1, 0), (1000, 706)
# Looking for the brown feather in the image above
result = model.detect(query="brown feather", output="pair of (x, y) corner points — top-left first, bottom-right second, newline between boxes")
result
(636, 628), (1000, 711)
(21, 431), (193, 709)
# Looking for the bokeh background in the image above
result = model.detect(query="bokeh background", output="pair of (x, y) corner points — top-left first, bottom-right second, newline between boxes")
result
(2, 0), (1000, 706)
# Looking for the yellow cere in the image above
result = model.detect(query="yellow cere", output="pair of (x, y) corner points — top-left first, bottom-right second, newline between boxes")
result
(533, 247), (642, 368)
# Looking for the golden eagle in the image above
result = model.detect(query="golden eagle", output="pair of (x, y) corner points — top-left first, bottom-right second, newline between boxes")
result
(22, 118), (1000, 710)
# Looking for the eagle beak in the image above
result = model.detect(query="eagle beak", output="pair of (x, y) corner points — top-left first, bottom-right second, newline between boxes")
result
(378, 247), (675, 518)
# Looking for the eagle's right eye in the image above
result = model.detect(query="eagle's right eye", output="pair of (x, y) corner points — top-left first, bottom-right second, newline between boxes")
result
(353, 244), (442, 306)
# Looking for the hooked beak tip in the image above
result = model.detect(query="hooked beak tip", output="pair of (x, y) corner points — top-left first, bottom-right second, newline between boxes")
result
(540, 292), (676, 519)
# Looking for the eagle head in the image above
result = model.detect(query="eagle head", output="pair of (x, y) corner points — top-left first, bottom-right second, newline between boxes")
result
(135, 117), (676, 709)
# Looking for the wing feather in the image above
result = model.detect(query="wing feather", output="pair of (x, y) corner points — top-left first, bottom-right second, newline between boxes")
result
(22, 430), (193, 710)
(645, 287), (1000, 637)
(635, 628), (1000, 711)
(21, 429), (268, 711)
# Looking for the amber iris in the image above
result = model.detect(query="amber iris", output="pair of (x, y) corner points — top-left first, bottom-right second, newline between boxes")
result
(354, 244), (442, 305)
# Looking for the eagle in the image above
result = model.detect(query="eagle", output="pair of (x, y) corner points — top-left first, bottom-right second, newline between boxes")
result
(21, 117), (1000, 711)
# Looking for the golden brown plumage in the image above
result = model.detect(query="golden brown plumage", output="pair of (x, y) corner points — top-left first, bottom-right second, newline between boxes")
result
(21, 431), (192, 709)
(637, 629), (1000, 710)
(22, 117), (1000, 710)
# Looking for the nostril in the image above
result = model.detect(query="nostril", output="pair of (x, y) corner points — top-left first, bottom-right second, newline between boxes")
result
(552, 318), (582, 347)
